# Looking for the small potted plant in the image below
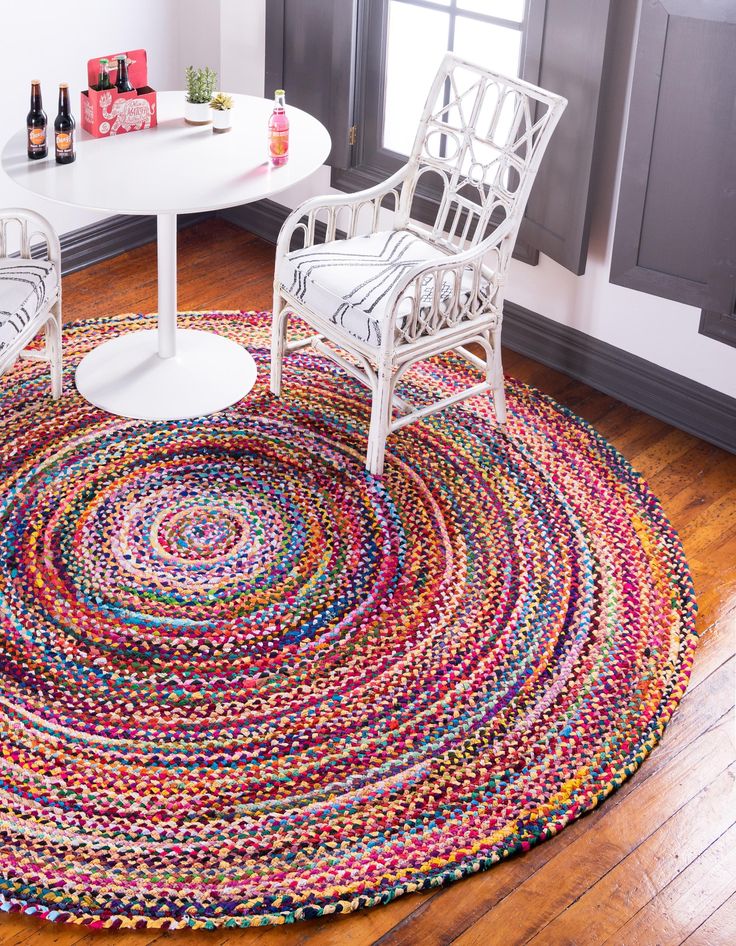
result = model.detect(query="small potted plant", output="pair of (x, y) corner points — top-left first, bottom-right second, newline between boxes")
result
(210, 92), (234, 133)
(184, 65), (217, 125)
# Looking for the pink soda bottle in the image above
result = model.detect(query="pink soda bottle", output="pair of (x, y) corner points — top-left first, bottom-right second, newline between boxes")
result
(268, 89), (289, 166)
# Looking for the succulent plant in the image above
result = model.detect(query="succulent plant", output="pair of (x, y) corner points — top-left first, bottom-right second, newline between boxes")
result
(210, 92), (234, 111)
(185, 66), (218, 104)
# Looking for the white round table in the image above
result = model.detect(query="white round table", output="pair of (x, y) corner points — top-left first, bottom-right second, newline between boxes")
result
(1, 92), (331, 420)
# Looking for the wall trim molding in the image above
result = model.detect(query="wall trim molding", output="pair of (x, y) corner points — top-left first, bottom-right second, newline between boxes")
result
(219, 200), (285, 245)
(502, 301), (736, 454)
(40, 212), (213, 275)
(44, 202), (735, 455)
(220, 199), (343, 247)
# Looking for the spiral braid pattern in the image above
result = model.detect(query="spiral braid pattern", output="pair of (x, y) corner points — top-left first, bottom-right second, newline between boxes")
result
(0, 311), (697, 929)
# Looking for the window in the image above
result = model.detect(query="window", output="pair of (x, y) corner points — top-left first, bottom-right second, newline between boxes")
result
(360, 1), (539, 171)
(266, 0), (613, 275)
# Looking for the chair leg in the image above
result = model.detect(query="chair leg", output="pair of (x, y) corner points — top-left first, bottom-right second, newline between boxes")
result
(270, 293), (288, 397)
(490, 326), (507, 429)
(366, 364), (393, 477)
(47, 303), (62, 400)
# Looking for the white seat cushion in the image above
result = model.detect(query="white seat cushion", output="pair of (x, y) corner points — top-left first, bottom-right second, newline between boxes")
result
(0, 258), (58, 357)
(281, 229), (461, 347)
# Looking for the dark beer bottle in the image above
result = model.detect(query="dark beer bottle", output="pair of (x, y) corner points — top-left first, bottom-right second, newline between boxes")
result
(27, 80), (47, 160)
(115, 54), (134, 93)
(54, 84), (76, 165)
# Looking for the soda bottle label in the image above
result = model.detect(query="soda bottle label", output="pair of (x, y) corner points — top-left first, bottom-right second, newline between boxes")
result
(28, 127), (46, 149)
(270, 129), (289, 158)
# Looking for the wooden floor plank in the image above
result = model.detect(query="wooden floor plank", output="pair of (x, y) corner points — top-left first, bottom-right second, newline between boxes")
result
(689, 556), (736, 635)
(524, 767), (736, 945)
(552, 382), (618, 422)
(688, 560), (736, 633)
(374, 662), (734, 946)
(447, 718), (734, 946)
(1, 221), (733, 946)
(502, 360), (572, 398)
(605, 411), (672, 460)
(681, 890), (736, 946)
(644, 441), (728, 506)
(663, 460), (736, 539)
(680, 490), (736, 557)
(687, 608), (736, 690)
(697, 521), (736, 576)
(601, 821), (736, 946)
(628, 428), (701, 481)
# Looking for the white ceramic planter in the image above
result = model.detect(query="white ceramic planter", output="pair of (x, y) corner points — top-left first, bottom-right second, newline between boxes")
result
(184, 100), (211, 125)
(211, 109), (232, 133)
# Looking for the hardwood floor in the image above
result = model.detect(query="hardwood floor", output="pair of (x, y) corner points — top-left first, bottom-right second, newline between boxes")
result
(2, 219), (734, 946)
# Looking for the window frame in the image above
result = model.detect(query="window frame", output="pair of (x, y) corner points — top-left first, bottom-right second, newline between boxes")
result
(331, 0), (547, 264)
(266, 0), (613, 276)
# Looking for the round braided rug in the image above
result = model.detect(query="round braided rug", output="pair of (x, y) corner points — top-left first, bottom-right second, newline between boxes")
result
(0, 312), (696, 930)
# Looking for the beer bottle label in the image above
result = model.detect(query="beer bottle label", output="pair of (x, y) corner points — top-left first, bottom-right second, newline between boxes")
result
(56, 132), (73, 153)
(28, 127), (46, 151)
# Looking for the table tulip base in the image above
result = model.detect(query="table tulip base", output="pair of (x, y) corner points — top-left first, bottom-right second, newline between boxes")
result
(0, 312), (696, 930)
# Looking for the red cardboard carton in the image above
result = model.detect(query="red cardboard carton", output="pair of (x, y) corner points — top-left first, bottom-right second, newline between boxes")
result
(80, 48), (157, 138)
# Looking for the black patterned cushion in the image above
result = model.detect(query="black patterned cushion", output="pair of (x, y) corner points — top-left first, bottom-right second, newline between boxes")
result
(0, 259), (58, 357)
(282, 230), (465, 347)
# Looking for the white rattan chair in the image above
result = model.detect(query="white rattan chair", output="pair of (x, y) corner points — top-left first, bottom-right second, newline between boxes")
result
(0, 209), (62, 399)
(271, 53), (566, 475)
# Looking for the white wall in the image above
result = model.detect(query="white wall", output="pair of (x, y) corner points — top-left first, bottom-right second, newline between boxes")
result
(0, 0), (183, 234)
(215, 0), (735, 398)
(220, 0), (265, 96)
(177, 0), (221, 87)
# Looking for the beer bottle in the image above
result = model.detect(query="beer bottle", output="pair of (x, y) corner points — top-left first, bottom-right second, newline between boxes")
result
(115, 54), (134, 94)
(98, 59), (112, 91)
(27, 80), (48, 160)
(54, 84), (76, 165)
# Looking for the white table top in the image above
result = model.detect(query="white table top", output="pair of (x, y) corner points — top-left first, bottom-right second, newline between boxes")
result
(1, 92), (331, 216)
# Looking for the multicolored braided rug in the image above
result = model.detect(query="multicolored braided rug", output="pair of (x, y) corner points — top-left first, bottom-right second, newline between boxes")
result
(0, 311), (696, 930)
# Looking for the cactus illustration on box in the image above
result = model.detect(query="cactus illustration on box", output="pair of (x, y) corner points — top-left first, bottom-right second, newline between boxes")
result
(185, 66), (218, 104)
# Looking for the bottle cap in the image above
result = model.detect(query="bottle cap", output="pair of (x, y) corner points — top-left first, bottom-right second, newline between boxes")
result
(31, 79), (41, 85)
(100, 58), (108, 64)
(59, 83), (69, 89)
(275, 89), (285, 96)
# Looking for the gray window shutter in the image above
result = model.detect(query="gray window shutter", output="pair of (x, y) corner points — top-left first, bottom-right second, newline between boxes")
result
(610, 1), (736, 313)
(520, 0), (613, 275)
(266, 0), (357, 169)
